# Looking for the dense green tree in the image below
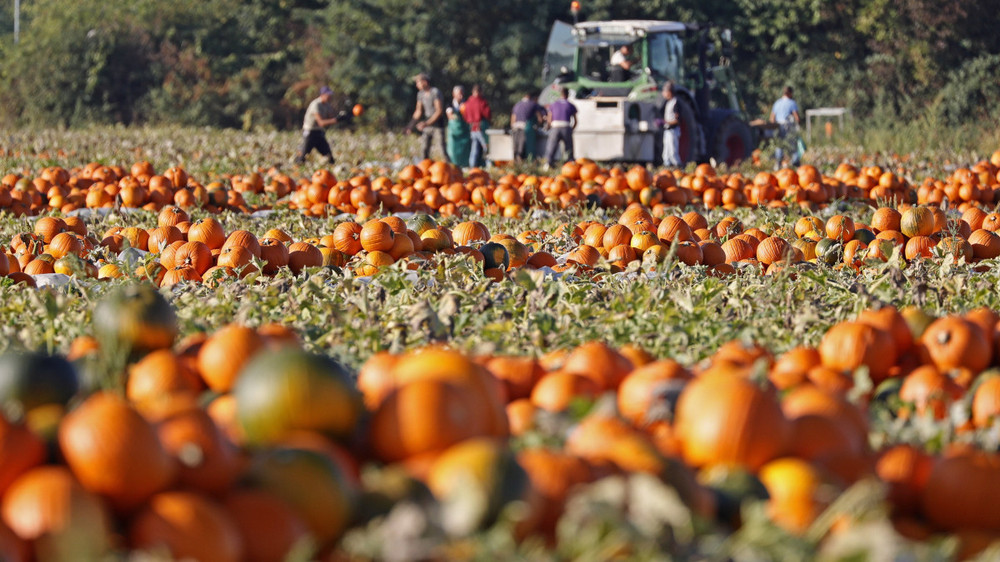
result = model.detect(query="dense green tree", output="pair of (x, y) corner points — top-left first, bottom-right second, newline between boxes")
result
(321, 0), (569, 128)
(0, 0), (997, 130)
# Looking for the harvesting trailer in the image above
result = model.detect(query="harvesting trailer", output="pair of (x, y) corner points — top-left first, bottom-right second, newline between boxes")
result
(488, 13), (759, 166)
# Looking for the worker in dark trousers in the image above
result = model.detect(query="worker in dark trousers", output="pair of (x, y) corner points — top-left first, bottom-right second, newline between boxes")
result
(294, 86), (340, 164)
(543, 87), (577, 169)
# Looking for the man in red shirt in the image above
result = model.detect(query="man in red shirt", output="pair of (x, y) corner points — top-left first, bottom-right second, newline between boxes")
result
(463, 84), (492, 168)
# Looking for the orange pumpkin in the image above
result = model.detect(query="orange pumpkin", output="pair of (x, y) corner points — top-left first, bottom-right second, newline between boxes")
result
(921, 449), (1000, 531)
(58, 392), (176, 511)
(485, 355), (544, 401)
(818, 321), (897, 383)
(130, 491), (243, 562)
(187, 218), (227, 250)
(972, 374), (1000, 429)
(770, 346), (821, 389)
(174, 241), (213, 275)
(222, 230), (261, 258)
(360, 220), (395, 252)
(517, 448), (592, 537)
(560, 341), (634, 391)
(674, 372), (790, 470)
(126, 349), (204, 420)
(157, 406), (242, 495)
(223, 489), (309, 562)
(856, 306), (914, 355)
(1, 466), (110, 561)
(825, 215), (855, 242)
(258, 238), (290, 275)
(0, 416), (46, 498)
(197, 324), (264, 393)
(530, 371), (601, 412)
(969, 229), (1000, 260)
(920, 316), (991, 374)
(876, 444), (933, 515)
(759, 457), (831, 534)
(371, 379), (493, 462)
(356, 351), (399, 410)
(287, 242), (323, 275)
(616, 359), (691, 426)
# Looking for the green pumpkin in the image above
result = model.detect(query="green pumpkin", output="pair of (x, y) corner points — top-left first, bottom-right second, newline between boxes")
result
(235, 348), (362, 445)
(480, 242), (510, 271)
(248, 448), (356, 544)
(852, 228), (876, 245)
(814, 238), (843, 266)
(92, 283), (178, 356)
(406, 213), (438, 236)
(0, 351), (79, 413)
(699, 464), (769, 528)
(427, 438), (529, 537)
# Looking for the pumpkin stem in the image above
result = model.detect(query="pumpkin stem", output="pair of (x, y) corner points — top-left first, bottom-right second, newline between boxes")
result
(178, 442), (205, 467)
(936, 330), (951, 346)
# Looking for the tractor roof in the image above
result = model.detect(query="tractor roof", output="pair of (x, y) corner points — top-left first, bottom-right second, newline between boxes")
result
(574, 20), (688, 36)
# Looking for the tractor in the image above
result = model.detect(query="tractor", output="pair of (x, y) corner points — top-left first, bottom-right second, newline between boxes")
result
(489, 15), (759, 167)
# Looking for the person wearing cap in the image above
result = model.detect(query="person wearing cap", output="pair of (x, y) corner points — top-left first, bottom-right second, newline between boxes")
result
(412, 73), (450, 163)
(294, 85), (340, 165)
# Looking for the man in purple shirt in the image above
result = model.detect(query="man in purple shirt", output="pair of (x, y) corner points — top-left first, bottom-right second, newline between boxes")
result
(544, 88), (577, 168)
(510, 92), (545, 162)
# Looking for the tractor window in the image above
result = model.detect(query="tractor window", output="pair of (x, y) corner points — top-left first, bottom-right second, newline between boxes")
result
(542, 21), (576, 85)
(648, 33), (683, 83)
(579, 45), (612, 82)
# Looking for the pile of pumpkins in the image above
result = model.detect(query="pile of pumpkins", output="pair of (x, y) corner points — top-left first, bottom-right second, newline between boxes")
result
(5, 198), (1000, 289)
(0, 211), (567, 287)
(3, 150), (1000, 219)
(2, 285), (1000, 559)
(486, 201), (1000, 278)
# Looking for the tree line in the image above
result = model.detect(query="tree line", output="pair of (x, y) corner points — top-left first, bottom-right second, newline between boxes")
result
(0, 0), (997, 131)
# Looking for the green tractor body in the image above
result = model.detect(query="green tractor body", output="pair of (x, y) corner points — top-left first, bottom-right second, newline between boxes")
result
(488, 18), (758, 166)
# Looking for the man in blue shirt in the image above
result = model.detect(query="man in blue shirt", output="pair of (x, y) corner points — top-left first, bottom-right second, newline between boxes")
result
(544, 88), (578, 169)
(769, 86), (801, 170)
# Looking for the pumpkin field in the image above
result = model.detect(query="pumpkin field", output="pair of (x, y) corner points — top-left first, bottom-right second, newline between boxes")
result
(4, 127), (1000, 560)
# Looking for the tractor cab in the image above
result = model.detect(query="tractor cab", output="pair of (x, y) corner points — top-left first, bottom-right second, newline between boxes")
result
(485, 11), (757, 166)
(540, 20), (686, 104)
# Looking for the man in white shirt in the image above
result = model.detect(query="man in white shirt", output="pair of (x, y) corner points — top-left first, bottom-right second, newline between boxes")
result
(661, 81), (680, 167)
(294, 86), (340, 164)
(610, 45), (633, 82)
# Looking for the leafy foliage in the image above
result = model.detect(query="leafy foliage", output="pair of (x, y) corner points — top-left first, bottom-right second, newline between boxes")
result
(1, 0), (1000, 130)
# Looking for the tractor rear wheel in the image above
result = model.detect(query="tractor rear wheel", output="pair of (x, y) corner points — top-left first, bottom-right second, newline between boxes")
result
(712, 115), (754, 166)
(676, 98), (699, 166)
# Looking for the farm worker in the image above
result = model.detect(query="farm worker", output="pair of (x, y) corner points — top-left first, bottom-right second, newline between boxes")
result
(294, 85), (340, 165)
(660, 81), (681, 167)
(412, 73), (451, 163)
(511, 92), (546, 162)
(445, 85), (471, 166)
(610, 44), (634, 82)
(769, 86), (801, 170)
(464, 84), (492, 168)
(543, 87), (577, 169)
